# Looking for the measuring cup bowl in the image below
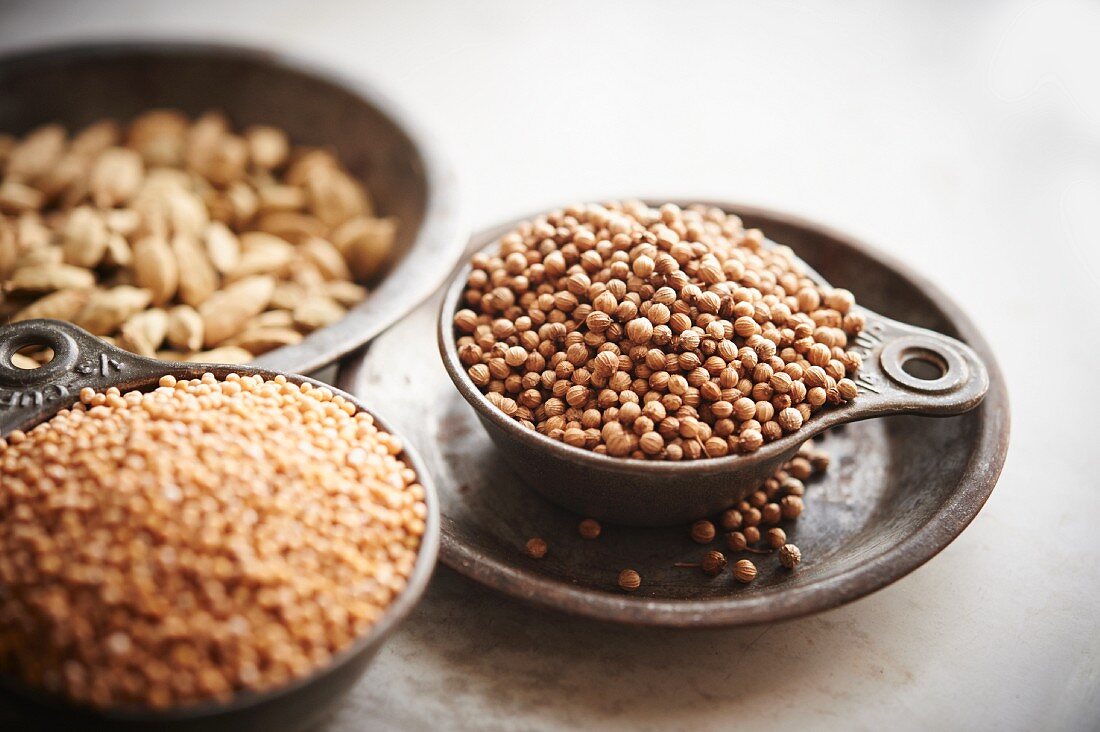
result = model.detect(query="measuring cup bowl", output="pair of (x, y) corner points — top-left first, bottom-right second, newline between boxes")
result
(0, 320), (440, 732)
(438, 207), (990, 526)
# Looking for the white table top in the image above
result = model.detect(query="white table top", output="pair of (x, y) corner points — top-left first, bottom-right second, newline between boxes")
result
(2, 1), (1096, 729)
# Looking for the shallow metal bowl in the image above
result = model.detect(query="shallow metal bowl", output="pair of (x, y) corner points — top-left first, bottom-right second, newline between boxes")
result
(0, 41), (465, 374)
(438, 201), (990, 526)
(0, 320), (440, 731)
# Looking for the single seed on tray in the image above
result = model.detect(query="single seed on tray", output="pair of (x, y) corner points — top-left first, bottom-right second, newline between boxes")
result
(691, 519), (717, 544)
(525, 537), (549, 559)
(733, 559), (758, 584)
(618, 569), (642, 592)
(779, 543), (802, 569)
(578, 518), (602, 539)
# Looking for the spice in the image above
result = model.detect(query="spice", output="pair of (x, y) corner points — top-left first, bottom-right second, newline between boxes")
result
(733, 559), (758, 584)
(690, 519), (716, 544)
(778, 544), (802, 569)
(780, 495), (805, 519)
(525, 538), (549, 559)
(618, 569), (641, 592)
(718, 508), (742, 531)
(454, 201), (863, 460)
(701, 550), (728, 576)
(0, 373), (425, 709)
(578, 518), (601, 540)
(0, 112), (396, 363)
(727, 531), (748, 552)
(766, 527), (787, 549)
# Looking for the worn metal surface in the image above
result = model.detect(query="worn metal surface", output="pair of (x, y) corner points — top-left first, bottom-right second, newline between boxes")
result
(338, 203), (1010, 626)
(0, 41), (466, 376)
(0, 320), (440, 732)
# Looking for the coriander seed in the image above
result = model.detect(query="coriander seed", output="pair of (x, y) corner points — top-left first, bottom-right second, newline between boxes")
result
(766, 527), (787, 549)
(702, 550), (728, 576)
(618, 569), (642, 592)
(727, 531), (748, 552)
(733, 559), (758, 584)
(454, 201), (865, 461)
(578, 518), (602, 540)
(691, 519), (717, 544)
(779, 543), (802, 569)
(525, 537), (548, 559)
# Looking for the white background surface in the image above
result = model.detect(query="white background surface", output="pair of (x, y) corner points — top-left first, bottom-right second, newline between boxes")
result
(1, 1), (1097, 730)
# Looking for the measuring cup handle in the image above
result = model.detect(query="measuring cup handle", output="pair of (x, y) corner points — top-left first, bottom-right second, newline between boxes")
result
(843, 309), (989, 418)
(0, 319), (165, 437)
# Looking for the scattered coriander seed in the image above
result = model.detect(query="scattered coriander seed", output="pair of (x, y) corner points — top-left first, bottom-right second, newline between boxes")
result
(762, 502), (782, 525)
(704, 554), (730, 576)
(779, 543), (802, 569)
(690, 519), (717, 544)
(733, 559), (758, 584)
(618, 569), (642, 592)
(578, 518), (602, 540)
(454, 201), (865, 460)
(766, 527), (787, 549)
(719, 508), (743, 531)
(743, 526), (761, 545)
(525, 537), (548, 559)
(780, 495), (805, 519)
(727, 531), (748, 552)
(702, 550), (728, 576)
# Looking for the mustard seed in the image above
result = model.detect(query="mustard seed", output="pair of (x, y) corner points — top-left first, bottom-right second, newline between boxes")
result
(0, 374), (425, 710)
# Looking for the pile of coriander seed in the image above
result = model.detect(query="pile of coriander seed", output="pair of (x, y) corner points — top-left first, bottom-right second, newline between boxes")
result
(0, 374), (426, 710)
(453, 200), (864, 460)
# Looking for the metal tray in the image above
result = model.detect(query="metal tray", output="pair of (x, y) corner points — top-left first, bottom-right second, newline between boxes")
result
(0, 41), (465, 374)
(337, 202), (1010, 627)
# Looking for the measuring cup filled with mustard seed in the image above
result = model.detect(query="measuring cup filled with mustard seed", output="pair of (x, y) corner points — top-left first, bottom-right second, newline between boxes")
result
(0, 319), (439, 732)
(440, 200), (989, 525)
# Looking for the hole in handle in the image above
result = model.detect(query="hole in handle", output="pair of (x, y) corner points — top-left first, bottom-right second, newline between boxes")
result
(10, 346), (56, 370)
(0, 323), (79, 387)
(900, 349), (947, 381)
(880, 335), (968, 394)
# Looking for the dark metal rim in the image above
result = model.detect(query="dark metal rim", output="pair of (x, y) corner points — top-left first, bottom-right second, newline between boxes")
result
(0, 366), (441, 720)
(346, 200), (1010, 627)
(0, 39), (467, 375)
